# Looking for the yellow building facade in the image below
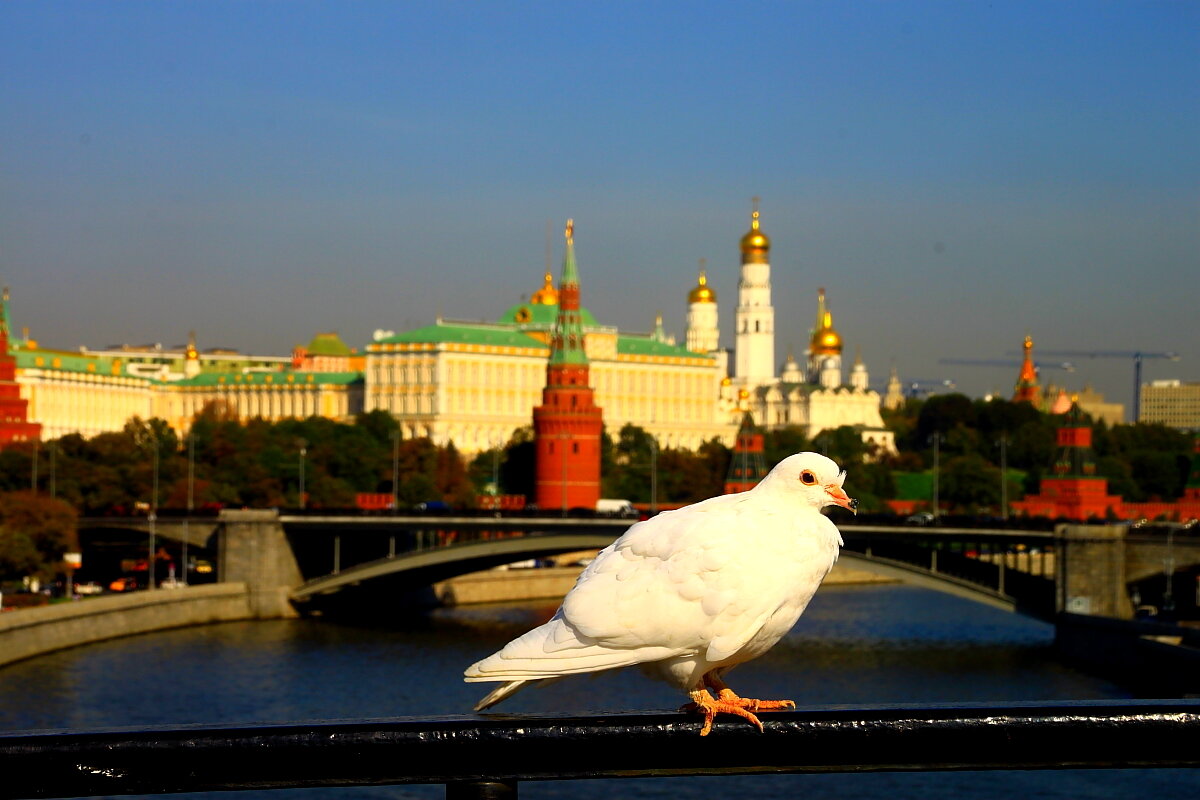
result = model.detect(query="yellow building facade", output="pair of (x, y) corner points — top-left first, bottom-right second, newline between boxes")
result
(365, 311), (735, 455)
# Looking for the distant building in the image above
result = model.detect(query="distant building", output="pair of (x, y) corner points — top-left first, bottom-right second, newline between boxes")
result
(1140, 380), (1200, 430)
(292, 332), (365, 374)
(1012, 336), (1125, 424)
(1011, 404), (1124, 520)
(364, 238), (735, 456)
(8, 291), (362, 438)
(1013, 403), (1200, 521)
(1075, 385), (1125, 427)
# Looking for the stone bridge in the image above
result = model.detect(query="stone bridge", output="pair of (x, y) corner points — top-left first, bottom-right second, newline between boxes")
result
(78, 512), (1200, 624)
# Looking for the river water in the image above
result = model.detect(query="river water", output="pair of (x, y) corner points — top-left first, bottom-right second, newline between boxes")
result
(2, 584), (1198, 799)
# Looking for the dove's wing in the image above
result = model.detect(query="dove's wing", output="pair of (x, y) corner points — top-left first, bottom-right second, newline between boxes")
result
(564, 492), (838, 665)
(466, 490), (836, 686)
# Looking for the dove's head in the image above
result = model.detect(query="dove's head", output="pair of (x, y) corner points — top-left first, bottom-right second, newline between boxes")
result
(767, 452), (858, 514)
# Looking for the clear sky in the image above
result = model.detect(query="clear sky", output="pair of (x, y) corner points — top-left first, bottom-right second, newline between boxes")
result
(2, 1), (1196, 418)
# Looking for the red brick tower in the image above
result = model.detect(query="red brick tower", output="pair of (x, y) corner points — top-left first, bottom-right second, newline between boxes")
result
(533, 220), (603, 511)
(1012, 335), (1041, 405)
(1011, 402), (1123, 520)
(724, 413), (767, 494)
(0, 288), (42, 448)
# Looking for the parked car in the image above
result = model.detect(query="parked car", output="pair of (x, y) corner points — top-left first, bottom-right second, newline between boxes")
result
(905, 511), (935, 526)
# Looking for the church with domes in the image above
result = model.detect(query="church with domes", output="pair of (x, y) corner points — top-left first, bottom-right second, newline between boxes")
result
(360, 203), (892, 456)
(684, 203), (894, 454)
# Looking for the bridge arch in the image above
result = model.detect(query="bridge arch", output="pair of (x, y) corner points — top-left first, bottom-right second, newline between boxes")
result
(291, 533), (615, 604)
(290, 531), (1046, 619)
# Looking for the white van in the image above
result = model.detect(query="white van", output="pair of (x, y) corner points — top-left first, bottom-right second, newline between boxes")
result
(595, 498), (638, 518)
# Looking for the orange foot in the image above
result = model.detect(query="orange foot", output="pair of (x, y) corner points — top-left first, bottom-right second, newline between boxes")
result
(680, 689), (796, 736)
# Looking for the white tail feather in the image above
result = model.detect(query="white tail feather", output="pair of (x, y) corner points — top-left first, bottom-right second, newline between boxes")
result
(474, 679), (530, 711)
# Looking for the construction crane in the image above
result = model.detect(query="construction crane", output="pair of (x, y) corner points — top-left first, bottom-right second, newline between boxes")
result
(1007, 350), (1181, 421)
(939, 358), (1076, 372)
(903, 379), (957, 398)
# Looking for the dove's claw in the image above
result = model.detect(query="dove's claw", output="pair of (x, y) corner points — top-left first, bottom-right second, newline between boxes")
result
(716, 688), (795, 713)
(685, 689), (767, 736)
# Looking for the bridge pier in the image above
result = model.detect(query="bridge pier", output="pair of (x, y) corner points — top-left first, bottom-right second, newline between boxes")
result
(217, 510), (303, 619)
(1056, 524), (1133, 619)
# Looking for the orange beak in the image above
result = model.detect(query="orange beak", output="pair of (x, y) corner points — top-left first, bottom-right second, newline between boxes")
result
(825, 484), (858, 515)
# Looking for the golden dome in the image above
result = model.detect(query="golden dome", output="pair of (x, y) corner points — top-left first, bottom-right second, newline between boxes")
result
(811, 311), (843, 355)
(688, 270), (717, 304)
(739, 209), (771, 261)
(530, 270), (559, 305)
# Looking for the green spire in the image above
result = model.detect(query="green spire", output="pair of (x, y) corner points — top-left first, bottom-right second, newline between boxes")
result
(0, 287), (10, 340)
(561, 218), (580, 288)
(549, 219), (588, 366)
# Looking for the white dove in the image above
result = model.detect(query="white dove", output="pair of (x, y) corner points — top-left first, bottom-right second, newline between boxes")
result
(464, 451), (857, 735)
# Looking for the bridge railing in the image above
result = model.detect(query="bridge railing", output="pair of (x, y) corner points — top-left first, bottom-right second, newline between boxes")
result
(3, 701), (1198, 799)
(840, 526), (1058, 617)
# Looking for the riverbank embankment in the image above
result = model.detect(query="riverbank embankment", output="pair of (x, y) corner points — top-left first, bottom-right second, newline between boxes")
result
(0, 583), (255, 669)
(435, 561), (895, 605)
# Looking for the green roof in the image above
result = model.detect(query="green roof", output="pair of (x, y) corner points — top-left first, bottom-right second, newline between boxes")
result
(174, 371), (362, 387)
(304, 332), (353, 357)
(617, 335), (714, 360)
(497, 302), (599, 327)
(376, 323), (549, 350)
(13, 347), (138, 380)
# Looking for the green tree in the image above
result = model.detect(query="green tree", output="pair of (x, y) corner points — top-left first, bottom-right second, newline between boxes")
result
(812, 426), (868, 466)
(0, 492), (78, 581)
(763, 426), (810, 468)
(940, 453), (1001, 512)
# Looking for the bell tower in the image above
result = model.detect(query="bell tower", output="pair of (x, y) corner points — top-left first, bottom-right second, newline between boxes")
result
(734, 198), (775, 386)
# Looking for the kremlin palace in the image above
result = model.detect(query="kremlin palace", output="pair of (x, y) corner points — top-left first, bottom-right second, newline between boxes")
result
(3, 206), (894, 455)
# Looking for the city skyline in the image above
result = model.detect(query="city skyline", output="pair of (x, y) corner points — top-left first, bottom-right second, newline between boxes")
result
(2, 2), (1196, 416)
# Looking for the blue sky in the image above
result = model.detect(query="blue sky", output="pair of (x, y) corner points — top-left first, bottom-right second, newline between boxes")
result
(2, 1), (1196, 418)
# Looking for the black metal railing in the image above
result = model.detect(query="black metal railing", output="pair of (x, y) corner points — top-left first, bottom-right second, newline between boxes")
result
(3, 701), (1199, 799)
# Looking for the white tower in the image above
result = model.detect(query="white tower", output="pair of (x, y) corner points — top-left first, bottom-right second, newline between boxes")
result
(685, 259), (719, 353)
(850, 347), (870, 391)
(884, 366), (905, 410)
(734, 200), (775, 386)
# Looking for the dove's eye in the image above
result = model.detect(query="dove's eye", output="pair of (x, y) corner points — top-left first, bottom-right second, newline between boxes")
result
(800, 470), (817, 485)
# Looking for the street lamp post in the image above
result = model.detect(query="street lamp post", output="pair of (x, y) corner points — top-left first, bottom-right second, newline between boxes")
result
(997, 435), (1009, 520)
(183, 431), (194, 585)
(391, 429), (401, 513)
(48, 442), (56, 500)
(649, 435), (658, 515)
(148, 432), (159, 591)
(930, 433), (941, 521)
(492, 437), (501, 497)
(297, 439), (307, 510)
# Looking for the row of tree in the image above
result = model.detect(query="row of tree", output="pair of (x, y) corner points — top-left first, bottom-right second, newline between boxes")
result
(886, 394), (1196, 502)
